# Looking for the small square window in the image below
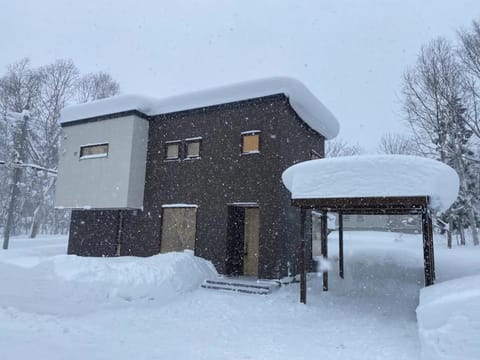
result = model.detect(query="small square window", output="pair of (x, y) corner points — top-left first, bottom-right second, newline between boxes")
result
(165, 141), (181, 160)
(79, 143), (108, 159)
(241, 131), (260, 154)
(186, 139), (201, 159)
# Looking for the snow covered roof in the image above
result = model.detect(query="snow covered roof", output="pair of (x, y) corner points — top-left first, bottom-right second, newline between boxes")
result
(60, 77), (340, 139)
(282, 155), (459, 211)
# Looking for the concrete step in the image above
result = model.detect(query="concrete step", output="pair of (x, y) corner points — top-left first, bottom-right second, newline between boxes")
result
(201, 277), (280, 295)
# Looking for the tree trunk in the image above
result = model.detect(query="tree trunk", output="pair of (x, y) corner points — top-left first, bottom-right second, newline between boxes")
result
(2, 169), (21, 249)
(467, 208), (479, 245)
(459, 225), (466, 246)
(2, 112), (29, 249)
(29, 204), (43, 238)
(447, 218), (453, 248)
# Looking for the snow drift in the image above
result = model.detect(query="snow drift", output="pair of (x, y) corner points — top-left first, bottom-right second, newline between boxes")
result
(416, 275), (480, 360)
(52, 250), (217, 301)
(0, 249), (217, 315)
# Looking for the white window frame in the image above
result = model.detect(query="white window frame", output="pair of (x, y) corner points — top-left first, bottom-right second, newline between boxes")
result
(79, 142), (109, 160)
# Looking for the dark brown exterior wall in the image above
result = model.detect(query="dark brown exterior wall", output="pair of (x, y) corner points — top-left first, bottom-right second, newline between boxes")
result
(68, 210), (119, 256)
(68, 94), (324, 279)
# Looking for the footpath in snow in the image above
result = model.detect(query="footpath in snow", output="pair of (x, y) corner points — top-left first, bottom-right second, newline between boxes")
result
(0, 232), (479, 360)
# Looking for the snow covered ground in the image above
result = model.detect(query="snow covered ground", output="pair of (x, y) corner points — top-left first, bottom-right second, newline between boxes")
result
(1, 231), (479, 360)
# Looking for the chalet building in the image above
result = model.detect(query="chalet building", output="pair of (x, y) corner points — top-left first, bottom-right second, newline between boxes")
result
(55, 77), (339, 280)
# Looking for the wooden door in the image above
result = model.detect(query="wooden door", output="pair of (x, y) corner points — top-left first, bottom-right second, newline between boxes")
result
(160, 207), (197, 253)
(243, 208), (259, 276)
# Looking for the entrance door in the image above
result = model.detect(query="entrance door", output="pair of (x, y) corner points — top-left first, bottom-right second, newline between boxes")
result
(160, 207), (197, 253)
(226, 206), (259, 276)
(243, 208), (259, 276)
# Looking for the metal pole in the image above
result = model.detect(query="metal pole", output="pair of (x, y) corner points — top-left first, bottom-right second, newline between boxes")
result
(422, 207), (433, 286)
(339, 212), (344, 279)
(300, 208), (307, 304)
(427, 210), (435, 282)
(321, 210), (328, 291)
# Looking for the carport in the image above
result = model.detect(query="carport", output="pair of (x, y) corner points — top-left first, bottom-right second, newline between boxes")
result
(281, 155), (459, 304)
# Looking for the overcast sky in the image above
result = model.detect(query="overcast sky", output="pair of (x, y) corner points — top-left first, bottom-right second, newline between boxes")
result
(1, 0), (479, 151)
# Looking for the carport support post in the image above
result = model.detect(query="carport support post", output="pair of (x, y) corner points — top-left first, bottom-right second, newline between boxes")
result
(321, 210), (328, 291)
(421, 207), (434, 286)
(300, 207), (307, 304)
(428, 214), (436, 281)
(338, 212), (344, 279)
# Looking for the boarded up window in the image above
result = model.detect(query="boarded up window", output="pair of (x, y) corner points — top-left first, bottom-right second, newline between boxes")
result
(242, 132), (260, 153)
(160, 207), (197, 253)
(165, 141), (180, 160)
(80, 143), (108, 159)
(186, 140), (201, 158)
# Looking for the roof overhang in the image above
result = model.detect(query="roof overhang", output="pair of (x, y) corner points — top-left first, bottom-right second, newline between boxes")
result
(60, 77), (340, 139)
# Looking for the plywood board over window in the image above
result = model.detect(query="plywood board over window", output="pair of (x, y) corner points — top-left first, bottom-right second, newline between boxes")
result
(160, 206), (197, 253)
(79, 143), (109, 159)
(165, 141), (181, 160)
(241, 131), (260, 154)
(185, 138), (201, 159)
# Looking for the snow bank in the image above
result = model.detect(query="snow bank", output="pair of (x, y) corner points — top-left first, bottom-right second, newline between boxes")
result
(282, 155), (459, 211)
(0, 247), (217, 315)
(416, 275), (480, 360)
(51, 250), (217, 302)
(60, 77), (339, 139)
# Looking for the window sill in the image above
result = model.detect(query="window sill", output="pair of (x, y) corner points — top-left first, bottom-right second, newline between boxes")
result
(79, 154), (108, 160)
(240, 151), (261, 156)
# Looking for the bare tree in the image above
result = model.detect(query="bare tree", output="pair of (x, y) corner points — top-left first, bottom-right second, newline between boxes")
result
(0, 59), (121, 244)
(325, 138), (362, 158)
(28, 60), (79, 238)
(378, 133), (418, 155)
(0, 59), (42, 248)
(458, 20), (480, 144)
(76, 71), (120, 103)
(402, 37), (479, 245)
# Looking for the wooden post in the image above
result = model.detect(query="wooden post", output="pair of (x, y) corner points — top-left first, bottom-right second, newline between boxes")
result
(427, 211), (436, 282)
(321, 210), (328, 291)
(422, 207), (434, 286)
(338, 212), (344, 279)
(300, 208), (307, 304)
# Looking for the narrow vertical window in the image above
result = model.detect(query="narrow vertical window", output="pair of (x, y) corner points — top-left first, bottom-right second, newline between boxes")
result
(165, 141), (181, 160)
(241, 131), (261, 154)
(79, 143), (109, 159)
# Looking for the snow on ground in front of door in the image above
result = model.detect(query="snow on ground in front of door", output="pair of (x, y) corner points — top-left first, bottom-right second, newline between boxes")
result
(0, 232), (479, 360)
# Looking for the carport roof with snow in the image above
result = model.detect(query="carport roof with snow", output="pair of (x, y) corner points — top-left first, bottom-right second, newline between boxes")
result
(281, 155), (460, 303)
(282, 155), (459, 213)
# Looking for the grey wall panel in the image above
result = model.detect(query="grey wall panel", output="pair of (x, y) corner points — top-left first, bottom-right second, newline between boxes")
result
(55, 115), (148, 209)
